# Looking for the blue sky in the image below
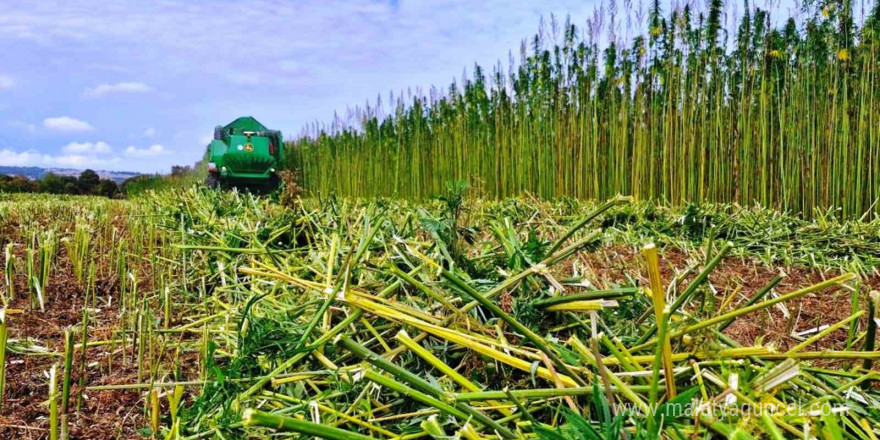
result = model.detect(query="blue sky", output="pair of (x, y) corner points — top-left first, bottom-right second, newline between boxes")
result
(0, 0), (604, 173)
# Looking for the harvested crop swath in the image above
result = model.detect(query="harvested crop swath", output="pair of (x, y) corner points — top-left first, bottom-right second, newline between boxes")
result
(141, 191), (880, 438)
(1, 190), (879, 439)
(288, 1), (880, 219)
(217, 206), (873, 439)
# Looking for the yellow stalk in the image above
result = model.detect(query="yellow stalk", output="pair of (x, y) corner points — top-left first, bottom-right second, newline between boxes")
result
(457, 423), (488, 440)
(324, 235), (338, 331)
(312, 348), (339, 371)
(317, 402), (399, 438)
(545, 300), (605, 312)
(717, 285), (743, 313)
(388, 265), (486, 331)
(0, 309), (6, 413)
(49, 364), (58, 440)
(539, 351), (579, 413)
(238, 266), (326, 292)
(642, 243), (676, 399)
(360, 318), (392, 353)
(371, 408), (439, 423)
(420, 415), (445, 438)
(349, 291), (445, 325)
(691, 361), (709, 401)
(859, 419), (879, 440)
(494, 323), (509, 353)
(168, 384), (184, 424)
(785, 311), (864, 355)
(272, 373), (322, 387)
(600, 334), (640, 374)
(570, 335), (645, 411)
(150, 388), (160, 434)
(567, 335), (597, 366)
(347, 293), (539, 359)
(394, 330), (479, 392)
(612, 336), (644, 370)
(397, 432), (432, 440)
(354, 297), (579, 386)
(425, 323), (578, 386)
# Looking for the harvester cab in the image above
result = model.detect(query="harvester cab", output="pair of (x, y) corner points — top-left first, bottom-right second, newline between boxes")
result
(206, 116), (283, 190)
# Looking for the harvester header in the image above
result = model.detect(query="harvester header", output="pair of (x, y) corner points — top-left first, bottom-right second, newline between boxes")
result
(206, 116), (282, 189)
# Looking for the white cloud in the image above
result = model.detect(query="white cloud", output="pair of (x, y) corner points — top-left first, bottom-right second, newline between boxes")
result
(43, 116), (94, 132)
(4, 150), (119, 167)
(0, 75), (14, 89)
(62, 141), (113, 154)
(125, 144), (167, 157)
(83, 82), (151, 97)
(0, 146), (120, 169)
(0, 149), (50, 166)
(143, 127), (156, 138)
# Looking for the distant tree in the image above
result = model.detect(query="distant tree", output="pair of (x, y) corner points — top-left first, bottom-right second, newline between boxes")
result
(78, 169), (101, 194)
(64, 182), (80, 195)
(0, 174), (14, 192)
(0, 172), (118, 198)
(39, 173), (77, 194)
(11, 176), (38, 192)
(0, 174), (38, 192)
(171, 165), (192, 177)
(96, 179), (119, 198)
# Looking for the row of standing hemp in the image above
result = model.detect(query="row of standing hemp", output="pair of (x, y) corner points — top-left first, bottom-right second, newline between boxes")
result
(289, 2), (880, 219)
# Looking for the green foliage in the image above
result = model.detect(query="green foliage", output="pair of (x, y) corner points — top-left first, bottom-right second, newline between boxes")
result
(77, 170), (100, 194)
(535, 383), (631, 440)
(419, 180), (473, 268)
(182, 294), (313, 433)
(122, 163), (207, 197)
(0, 170), (120, 198)
(0, 175), (38, 193)
(39, 173), (78, 194)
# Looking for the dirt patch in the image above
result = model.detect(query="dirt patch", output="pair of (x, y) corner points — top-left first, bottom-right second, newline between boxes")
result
(0, 273), (147, 440)
(575, 244), (877, 357)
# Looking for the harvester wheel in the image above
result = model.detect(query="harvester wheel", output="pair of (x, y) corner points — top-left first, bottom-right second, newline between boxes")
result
(205, 174), (219, 189)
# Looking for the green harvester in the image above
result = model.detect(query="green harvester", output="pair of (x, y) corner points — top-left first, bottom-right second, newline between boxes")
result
(206, 116), (282, 189)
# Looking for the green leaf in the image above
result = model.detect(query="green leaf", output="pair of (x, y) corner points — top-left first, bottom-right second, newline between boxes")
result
(656, 386), (700, 419)
(530, 360), (540, 387)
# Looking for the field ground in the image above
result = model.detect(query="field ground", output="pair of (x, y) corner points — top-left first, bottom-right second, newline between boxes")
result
(0, 190), (878, 439)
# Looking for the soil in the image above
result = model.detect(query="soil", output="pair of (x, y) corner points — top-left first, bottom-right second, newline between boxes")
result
(579, 244), (879, 356)
(0, 271), (148, 440)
